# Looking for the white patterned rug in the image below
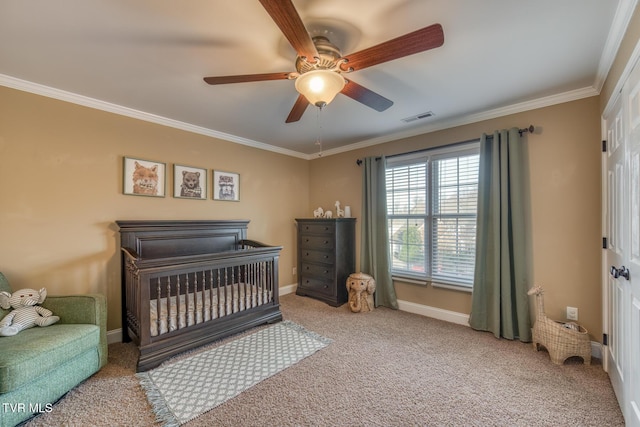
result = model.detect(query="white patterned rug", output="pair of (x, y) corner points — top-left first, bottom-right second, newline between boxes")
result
(136, 321), (331, 426)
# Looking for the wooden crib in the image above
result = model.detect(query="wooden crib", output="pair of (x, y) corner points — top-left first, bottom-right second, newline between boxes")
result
(117, 220), (282, 372)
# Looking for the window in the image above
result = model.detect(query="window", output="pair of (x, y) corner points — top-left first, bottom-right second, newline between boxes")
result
(386, 143), (480, 288)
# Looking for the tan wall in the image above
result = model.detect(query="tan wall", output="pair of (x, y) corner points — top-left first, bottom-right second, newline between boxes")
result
(0, 88), (608, 341)
(309, 97), (603, 341)
(0, 86), (309, 330)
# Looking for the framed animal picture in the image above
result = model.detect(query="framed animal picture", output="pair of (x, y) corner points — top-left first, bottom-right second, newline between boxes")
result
(213, 170), (240, 201)
(173, 164), (207, 200)
(123, 157), (166, 197)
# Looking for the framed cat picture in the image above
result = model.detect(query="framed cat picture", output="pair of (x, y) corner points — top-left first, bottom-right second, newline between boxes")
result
(173, 164), (207, 200)
(213, 170), (240, 201)
(123, 156), (166, 197)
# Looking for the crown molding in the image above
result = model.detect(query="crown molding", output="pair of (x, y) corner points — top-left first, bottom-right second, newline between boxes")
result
(316, 86), (599, 159)
(0, 75), (608, 162)
(0, 74), (309, 160)
(594, 0), (639, 92)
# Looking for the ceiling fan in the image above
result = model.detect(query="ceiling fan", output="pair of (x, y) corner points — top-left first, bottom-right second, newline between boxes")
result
(203, 0), (445, 123)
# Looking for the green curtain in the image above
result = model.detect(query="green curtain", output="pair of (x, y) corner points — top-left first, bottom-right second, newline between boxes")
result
(469, 128), (531, 341)
(361, 156), (398, 309)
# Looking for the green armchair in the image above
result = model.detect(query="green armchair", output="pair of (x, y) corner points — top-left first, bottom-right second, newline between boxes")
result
(0, 272), (107, 427)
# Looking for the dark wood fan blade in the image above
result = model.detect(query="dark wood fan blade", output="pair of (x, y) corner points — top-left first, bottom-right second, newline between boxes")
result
(340, 23), (444, 72)
(259, 0), (318, 62)
(204, 72), (291, 85)
(341, 79), (393, 112)
(285, 94), (309, 123)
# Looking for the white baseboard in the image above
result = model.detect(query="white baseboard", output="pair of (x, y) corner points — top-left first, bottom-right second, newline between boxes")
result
(397, 299), (470, 326)
(107, 328), (123, 345)
(279, 283), (297, 296)
(591, 341), (603, 360)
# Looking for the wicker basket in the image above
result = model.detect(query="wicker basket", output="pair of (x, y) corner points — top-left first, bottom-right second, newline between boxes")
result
(528, 286), (591, 365)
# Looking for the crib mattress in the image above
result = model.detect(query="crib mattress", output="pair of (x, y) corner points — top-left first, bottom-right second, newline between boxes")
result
(149, 283), (272, 337)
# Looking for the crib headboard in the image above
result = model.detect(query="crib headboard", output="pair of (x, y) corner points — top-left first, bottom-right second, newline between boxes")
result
(116, 220), (250, 261)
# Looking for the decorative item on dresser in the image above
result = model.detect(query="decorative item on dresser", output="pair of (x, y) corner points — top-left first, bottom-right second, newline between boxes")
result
(295, 218), (356, 306)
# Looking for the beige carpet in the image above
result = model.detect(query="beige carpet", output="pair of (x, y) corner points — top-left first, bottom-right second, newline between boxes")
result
(25, 294), (624, 426)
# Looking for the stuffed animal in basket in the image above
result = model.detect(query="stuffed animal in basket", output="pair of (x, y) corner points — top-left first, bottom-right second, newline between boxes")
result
(346, 273), (376, 313)
(0, 288), (60, 337)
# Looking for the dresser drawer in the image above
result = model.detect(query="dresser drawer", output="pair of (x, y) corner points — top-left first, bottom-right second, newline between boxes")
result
(300, 234), (334, 250)
(299, 222), (335, 235)
(301, 248), (333, 264)
(301, 262), (334, 279)
(299, 276), (334, 296)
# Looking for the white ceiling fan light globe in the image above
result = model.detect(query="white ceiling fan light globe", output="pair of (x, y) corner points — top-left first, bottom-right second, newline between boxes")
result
(309, 75), (325, 92)
(295, 69), (346, 108)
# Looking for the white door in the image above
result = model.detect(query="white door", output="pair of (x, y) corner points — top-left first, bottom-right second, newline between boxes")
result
(605, 92), (627, 413)
(626, 58), (640, 425)
(604, 56), (640, 426)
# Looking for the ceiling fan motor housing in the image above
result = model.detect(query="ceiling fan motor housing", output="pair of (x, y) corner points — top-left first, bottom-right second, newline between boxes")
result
(295, 36), (343, 73)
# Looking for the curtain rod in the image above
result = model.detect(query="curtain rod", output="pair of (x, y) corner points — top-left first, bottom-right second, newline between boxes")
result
(356, 125), (535, 166)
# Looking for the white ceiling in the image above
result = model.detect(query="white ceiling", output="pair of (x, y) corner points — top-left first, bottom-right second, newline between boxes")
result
(0, 1), (634, 158)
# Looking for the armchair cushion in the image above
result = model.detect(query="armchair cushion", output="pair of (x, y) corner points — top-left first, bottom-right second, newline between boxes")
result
(0, 324), (100, 393)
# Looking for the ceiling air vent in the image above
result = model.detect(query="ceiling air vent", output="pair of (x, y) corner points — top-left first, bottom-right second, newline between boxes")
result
(401, 111), (434, 123)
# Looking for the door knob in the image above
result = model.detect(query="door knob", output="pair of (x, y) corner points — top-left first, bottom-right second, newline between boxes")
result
(610, 265), (630, 280)
(619, 266), (630, 280)
(611, 265), (620, 278)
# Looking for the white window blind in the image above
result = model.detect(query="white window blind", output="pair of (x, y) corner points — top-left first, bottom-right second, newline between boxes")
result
(386, 144), (479, 287)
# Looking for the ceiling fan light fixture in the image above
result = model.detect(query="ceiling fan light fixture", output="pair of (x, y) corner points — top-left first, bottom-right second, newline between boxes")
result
(295, 69), (345, 108)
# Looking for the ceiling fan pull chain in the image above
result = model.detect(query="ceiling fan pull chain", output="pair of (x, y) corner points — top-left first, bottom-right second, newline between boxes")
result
(315, 106), (324, 157)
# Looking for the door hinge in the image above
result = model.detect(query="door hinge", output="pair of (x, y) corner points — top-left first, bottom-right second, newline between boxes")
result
(602, 140), (607, 152)
(603, 333), (608, 346)
(603, 237), (608, 249)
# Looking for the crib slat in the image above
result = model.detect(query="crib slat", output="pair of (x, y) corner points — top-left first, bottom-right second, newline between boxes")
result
(263, 262), (267, 305)
(155, 278), (161, 337)
(216, 268), (226, 317)
(176, 275), (181, 331)
(245, 263), (251, 309)
(166, 277), (171, 335)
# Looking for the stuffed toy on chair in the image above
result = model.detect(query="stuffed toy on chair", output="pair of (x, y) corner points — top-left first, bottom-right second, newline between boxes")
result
(0, 287), (60, 337)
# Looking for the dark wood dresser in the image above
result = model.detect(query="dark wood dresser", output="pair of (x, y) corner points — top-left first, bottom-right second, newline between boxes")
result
(295, 218), (356, 306)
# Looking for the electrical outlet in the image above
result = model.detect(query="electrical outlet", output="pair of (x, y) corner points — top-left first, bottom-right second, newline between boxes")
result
(566, 306), (578, 321)
(292, 267), (297, 276)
